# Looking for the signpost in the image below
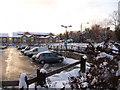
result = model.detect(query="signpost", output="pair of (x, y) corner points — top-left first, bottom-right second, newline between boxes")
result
(64, 40), (67, 58)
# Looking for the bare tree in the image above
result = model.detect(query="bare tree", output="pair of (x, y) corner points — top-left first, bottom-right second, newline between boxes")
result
(109, 10), (119, 27)
(99, 19), (112, 28)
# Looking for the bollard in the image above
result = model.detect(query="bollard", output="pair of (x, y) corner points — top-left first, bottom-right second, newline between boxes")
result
(37, 68), (47, 87)
(80, 55), (87, 73)
(78, 46), (80, 51)
(19, 73), (28, 90)
(56, 46), (58, 51)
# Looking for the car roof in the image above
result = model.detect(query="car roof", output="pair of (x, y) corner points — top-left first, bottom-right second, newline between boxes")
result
(37, 50), (56, 55)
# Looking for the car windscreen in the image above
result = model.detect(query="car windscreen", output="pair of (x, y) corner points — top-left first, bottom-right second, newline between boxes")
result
(29, 48), (38, 51)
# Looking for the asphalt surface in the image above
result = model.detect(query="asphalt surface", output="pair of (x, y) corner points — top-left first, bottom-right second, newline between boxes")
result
(0, 47), (66, 81)
(1, 47), (39, 81)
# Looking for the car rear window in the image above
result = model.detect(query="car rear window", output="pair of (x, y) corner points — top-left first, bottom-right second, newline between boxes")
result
(44, 53), (50, 57)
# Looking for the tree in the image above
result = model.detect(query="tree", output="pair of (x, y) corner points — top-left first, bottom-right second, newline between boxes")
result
(115, 25), (120, 41)
(109, 11), (119, 27)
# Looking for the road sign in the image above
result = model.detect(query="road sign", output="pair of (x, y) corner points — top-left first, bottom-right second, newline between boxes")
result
(64, 40), (67, 47)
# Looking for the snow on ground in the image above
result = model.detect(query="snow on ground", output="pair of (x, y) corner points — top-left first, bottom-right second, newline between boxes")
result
(96, 52), (114, 60)
(62, 57), (79, 64)
(28, 57), (82, 88)
(47, 68), (80, 88)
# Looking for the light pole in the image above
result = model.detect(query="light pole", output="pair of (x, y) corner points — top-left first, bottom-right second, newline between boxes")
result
(61, 25), (72, 58)
(80, 22), (89, 43)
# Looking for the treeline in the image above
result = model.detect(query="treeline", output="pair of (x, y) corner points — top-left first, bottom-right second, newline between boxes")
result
(58, 24), (119, 43)
(58, 10), (120, 43)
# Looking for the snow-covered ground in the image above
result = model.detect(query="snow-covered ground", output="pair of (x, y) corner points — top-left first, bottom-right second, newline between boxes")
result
(28, 57), (87, 88)
(62, 57), (79, 64)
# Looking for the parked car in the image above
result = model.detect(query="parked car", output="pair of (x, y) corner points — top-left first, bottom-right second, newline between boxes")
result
(21, 46), (34, 53)
(35, 51), (64, 64)
(17, 45), (26, 50)
(24, 47), (48, 57)
(31, 54), (37, 61)
(0, 46), (7, 49)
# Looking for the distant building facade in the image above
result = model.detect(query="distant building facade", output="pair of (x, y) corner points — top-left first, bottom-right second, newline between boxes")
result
(0, 33), (9, 45)
(12, 32), (59, 45)
(118, 1), (120, 24)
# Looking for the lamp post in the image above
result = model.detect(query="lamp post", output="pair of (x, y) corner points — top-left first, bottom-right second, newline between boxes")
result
(61, 25), (72, 58)
(80, 22), (89, 43)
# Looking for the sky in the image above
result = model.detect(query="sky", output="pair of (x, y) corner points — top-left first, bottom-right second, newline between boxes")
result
(0, 0), (119, 36)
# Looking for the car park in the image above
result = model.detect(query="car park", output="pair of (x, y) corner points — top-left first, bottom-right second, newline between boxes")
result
(35, 51), (64, 64)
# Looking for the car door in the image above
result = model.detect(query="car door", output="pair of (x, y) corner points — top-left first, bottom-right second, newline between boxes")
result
(50, 53), (59, 62)
(33, 48), (38, 55)
(44, 53), (51, 63)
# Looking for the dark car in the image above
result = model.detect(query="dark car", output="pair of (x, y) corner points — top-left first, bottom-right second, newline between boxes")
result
(35, 51), (64, 64)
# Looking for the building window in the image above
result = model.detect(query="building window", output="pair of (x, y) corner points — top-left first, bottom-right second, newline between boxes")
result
(14, 38), (17, 42)
(50, 37), (52, 43)
(31, 37), (34, 42)
(0, 38), (2, 42)
(3, 38), (6, 43)
(23, 37), (26, 43)
(56, 38), (59, 42)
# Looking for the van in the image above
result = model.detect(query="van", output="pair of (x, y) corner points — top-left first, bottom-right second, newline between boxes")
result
(21, 46), (34, 53)
(24, 47), (48, 57)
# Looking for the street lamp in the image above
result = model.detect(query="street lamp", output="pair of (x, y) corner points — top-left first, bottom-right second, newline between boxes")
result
(61, 25), (72, 58)
(61, 25), (72, 41)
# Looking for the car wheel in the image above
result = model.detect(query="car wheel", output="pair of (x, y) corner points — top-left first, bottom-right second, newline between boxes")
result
(32, 58), (35, 62)
(40, 60), (45, 64)
(59, 59), (63, 63)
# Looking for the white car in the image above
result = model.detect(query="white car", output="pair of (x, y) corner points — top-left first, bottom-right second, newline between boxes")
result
(24, 47), (48, 57)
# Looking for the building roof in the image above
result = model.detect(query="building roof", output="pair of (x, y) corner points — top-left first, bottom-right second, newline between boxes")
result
(0, 33), (9, 37)
(26, 35), (32, 37)
(12, 32), (49, 37)
(12, 32), (23, 37)
(12, 32), (57, 38)
(52, 36), (57, 38)
(38, 36), (49, 38)
(30, 32), (49, 36)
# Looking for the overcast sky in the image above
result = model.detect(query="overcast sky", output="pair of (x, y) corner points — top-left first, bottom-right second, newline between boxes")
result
(0, 0), (119, 36)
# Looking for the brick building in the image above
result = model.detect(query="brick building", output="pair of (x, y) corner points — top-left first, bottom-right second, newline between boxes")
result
(0, 33), (9, 45)
(12, 32), (59, 45)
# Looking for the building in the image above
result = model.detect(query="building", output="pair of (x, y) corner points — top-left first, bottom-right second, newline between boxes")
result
(12, 32), (59, 45)
(118, 1), (120, 24)
(0, 33), (9, 45)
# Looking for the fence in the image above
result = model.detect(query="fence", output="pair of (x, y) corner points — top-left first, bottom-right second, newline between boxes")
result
(1, 61), (81, 87)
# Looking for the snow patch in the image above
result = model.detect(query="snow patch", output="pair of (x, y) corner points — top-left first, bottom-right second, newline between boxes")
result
(49, 68), (80, 88)
(40, 68), (47, 73)
(63, 57), (79, 64)
(96, 52), (114, 60)
(19, 73), (27, 88)
(83, 55), (88, 59)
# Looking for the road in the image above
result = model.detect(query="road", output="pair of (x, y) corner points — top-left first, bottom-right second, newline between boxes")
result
(1, 47), (38, 81)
